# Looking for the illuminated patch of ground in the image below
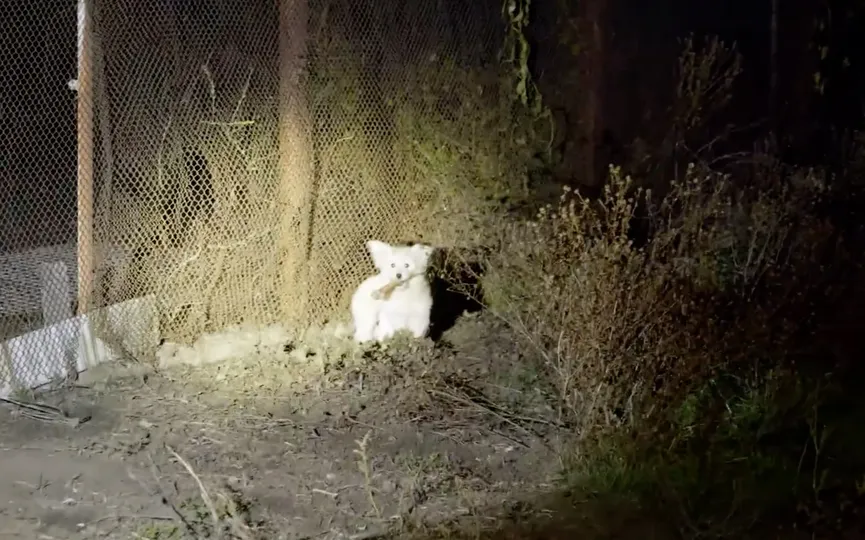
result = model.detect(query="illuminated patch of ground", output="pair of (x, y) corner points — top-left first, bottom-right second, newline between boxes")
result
(0, 313), (567, 539)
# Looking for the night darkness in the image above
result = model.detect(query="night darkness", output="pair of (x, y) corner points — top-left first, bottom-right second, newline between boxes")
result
(3, 1), (865, 249)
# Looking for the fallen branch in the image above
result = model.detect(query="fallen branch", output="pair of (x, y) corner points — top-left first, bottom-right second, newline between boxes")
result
(0, 396), (90, 427)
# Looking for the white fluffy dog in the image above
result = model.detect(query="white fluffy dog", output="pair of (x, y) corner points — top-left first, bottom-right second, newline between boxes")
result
(351, 240), (435, 343)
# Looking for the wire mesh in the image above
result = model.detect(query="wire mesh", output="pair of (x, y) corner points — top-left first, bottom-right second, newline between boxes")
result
(1, 0), (503, 393)
(1, 1), (81, 394)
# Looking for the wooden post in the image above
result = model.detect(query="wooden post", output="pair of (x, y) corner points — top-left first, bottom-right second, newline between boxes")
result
(769, 0), (778, 136)
(76, 0), (95, 316)
(578, 0), (607, 187)
(277, 0), (313, 324)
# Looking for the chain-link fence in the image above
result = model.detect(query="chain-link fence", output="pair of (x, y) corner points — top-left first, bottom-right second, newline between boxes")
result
(1, 0), (508, 394)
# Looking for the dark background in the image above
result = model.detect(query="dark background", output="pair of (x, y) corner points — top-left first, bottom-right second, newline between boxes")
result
(2, 0), (863, 250)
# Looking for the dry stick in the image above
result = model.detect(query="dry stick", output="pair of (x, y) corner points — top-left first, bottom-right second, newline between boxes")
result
(229, 67), (253, 123)
(485, 427), (530, 450)
(218, 490), (256, 540)
(138, 453), (199, 537)
(451, 383), (562, 429)
(200, 63), (257, 171)
(166, 445), (223, 539)
(349, 530), (390, 540)
(371, 271), (426, 301)
(148, 458), (250, 540)
(371, 280), (401, 301)
(88, 514), (176, 526)
(429, 388), (536, 442)
(0, 396), (89, 427)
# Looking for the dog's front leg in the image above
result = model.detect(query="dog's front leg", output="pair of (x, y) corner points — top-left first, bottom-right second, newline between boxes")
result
(374, 316), (397, 341)
(406, 311), (431, 339)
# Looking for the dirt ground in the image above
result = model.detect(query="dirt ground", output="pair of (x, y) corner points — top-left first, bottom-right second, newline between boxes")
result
(0, 313), (569, 539)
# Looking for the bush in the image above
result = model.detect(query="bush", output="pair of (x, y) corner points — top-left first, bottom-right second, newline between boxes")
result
(460, 147), (865, 533)
(373, 22), (865, 536)
(391, 58), (554, 247)
(481, 161), (837, 436)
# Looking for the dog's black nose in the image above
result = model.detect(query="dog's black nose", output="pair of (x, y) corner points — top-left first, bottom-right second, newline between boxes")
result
(396, 273), (402, 280)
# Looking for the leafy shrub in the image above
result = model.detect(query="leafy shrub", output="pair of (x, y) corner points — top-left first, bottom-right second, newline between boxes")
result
(480, 160), (840, 439)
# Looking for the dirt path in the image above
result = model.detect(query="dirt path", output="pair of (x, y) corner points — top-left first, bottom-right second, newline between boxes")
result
(0, 445), (173, 538)
(0, 315), (562, 539)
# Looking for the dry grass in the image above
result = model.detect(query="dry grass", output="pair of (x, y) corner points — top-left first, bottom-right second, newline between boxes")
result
(475, 162), (835, 440)
(389, 57), (553, 249)
(407, 32), (865, 540)
(0, 313), (560, 540)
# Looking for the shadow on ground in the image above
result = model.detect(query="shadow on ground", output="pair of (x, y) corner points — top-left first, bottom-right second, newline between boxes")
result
(404, 497), (676, 539)
(388, 491), (827, 540)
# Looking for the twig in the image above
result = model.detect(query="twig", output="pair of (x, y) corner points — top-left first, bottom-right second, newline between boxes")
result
(371, 270), (429, 301)
(349, 529), (390, 540)
(160, 227), (275, 299)
(371, 280), (401, 301)
(485, 427), (530, 449)
(0, 396), (90, 427)
(200, 120), (255, 127)
(166, 445), (222, 538)
(88, 513), (176, 525)
(429, 388), (537, 441)
(134, 454), (198, 537)
(311, 488), (338, 499)
(200, 61), (257, 171)
(230, 66), (254, 123)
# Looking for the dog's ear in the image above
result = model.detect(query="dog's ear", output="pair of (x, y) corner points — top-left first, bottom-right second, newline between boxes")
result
(410, 243), (435, 266)
(366, 240), (392, 271)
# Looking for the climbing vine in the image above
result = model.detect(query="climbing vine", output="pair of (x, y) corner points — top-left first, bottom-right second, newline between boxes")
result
(500, 0), (539, 111)
(500, 0), (555, 156)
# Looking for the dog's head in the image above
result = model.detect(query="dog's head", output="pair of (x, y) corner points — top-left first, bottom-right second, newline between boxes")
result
(366, 240), (434, 284)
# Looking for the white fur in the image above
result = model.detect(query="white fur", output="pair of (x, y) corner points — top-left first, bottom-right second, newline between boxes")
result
(351, 240), (435, 343)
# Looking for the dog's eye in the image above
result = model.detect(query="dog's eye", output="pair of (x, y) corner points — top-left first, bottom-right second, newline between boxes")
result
(390, 263), (396, 268)
(404, 263), (409, 268)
